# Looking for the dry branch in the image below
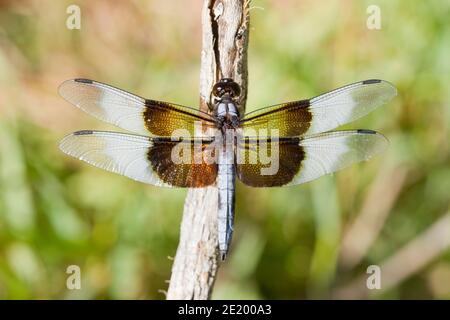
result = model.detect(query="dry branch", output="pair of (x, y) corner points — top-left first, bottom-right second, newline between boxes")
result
(339, 166), (409, 269)
(334, 212), (450, 299)
(166, 0), (250, 300)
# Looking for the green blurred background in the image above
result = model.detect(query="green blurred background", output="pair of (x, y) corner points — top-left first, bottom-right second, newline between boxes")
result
(0, 0), (449, 299)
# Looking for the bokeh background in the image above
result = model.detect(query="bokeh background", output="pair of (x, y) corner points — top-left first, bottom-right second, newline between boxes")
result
(0, 0), (449, 299)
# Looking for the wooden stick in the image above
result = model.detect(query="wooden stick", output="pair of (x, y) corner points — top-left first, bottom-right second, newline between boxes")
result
(166, 0), (249, 300)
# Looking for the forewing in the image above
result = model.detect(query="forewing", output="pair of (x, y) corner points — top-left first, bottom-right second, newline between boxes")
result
(58, 79), (216, 136)
(240, 79), (396, 136)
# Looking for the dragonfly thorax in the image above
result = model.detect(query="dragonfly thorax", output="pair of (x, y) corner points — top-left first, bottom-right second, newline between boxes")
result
(214, 95), (240, 130)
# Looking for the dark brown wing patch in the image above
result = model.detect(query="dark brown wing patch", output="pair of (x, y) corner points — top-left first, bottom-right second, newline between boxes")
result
(148, 138), (218, 187)
(236, 137), (305, 187)
(144, 100), (216, 137)
(240, 100), (312, 137)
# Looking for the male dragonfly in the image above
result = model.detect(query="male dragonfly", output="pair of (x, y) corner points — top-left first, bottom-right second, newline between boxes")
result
(59, 78), (396, 260)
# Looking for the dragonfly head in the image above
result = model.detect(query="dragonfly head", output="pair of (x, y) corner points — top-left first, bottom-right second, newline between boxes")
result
(212, 78), (241, 99)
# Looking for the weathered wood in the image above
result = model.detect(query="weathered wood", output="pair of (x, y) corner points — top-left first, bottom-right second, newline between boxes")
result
(166, 0), (250, 300)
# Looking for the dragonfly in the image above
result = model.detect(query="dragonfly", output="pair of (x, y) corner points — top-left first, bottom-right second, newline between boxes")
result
(58, 78), (396, 260)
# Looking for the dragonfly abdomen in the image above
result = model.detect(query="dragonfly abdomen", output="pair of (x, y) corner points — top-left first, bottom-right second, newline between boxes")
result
(217, 142), (236, 260)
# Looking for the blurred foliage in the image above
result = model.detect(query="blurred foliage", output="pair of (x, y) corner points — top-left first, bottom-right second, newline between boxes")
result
(0, 0), (449, 299)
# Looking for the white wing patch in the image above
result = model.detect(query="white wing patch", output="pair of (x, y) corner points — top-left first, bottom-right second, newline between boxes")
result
(59, 130), (172, 187)
(287, 130), (388, 186)
(307, 80), (397, 135)
(58, 79), (149, 135)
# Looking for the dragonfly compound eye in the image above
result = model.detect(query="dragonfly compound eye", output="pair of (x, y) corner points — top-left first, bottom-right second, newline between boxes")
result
(213, 78), (241, 98)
